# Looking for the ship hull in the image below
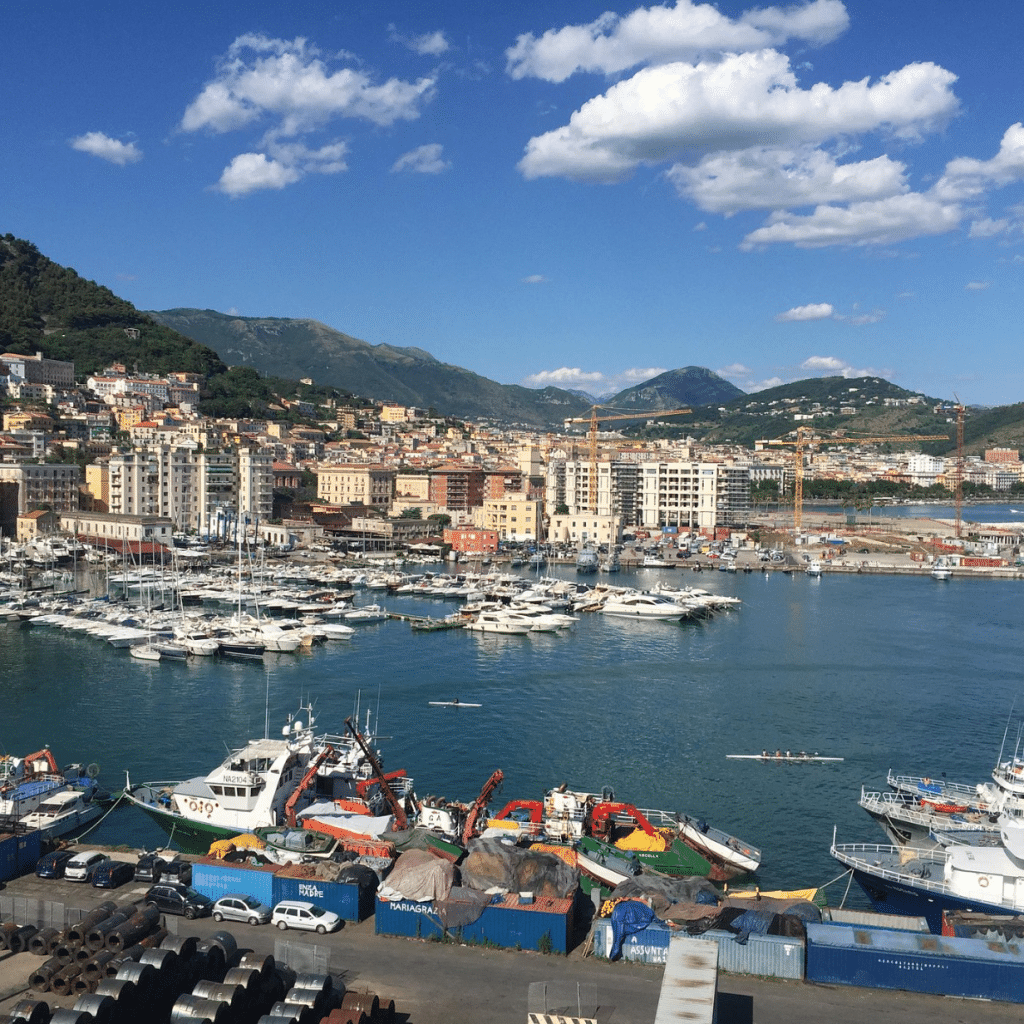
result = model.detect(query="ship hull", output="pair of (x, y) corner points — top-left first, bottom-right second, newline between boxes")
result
(126, 793), (248, 855)
(851, 867), (1012, 933)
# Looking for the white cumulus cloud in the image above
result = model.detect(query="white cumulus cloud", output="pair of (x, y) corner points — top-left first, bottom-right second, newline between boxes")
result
(391, 143), (451, 174)
(777, 303), (834, 322)
(518, 52), (958, 183)
(522, 365), (668, 394)
(741, 192), (963, 249)
(389, 25), (450, 56)
(182, 34), (435, 194)
(506, 0), (848, 82)
(215, 153), (302, 196)
(668, 147), (909, 214)
(69, 132), (142, 165)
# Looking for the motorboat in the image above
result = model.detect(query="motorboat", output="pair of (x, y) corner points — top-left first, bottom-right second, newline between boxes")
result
(0, 751), (105, 835)
(19, 788), (104, 840)
(600, 591), (694, 619)
(575, 548), (599, 574)
(465, 609), (533, 635)
(641, 555), (675, 568)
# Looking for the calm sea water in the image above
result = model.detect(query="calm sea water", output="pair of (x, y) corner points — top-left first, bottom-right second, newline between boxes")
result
(3, 541), (1023, 904)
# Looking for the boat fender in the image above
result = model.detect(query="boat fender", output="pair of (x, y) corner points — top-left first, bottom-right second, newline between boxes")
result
(979, 875), (990, 887)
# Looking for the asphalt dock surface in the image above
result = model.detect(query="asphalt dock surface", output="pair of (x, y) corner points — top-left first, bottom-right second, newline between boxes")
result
(3, 871), (1024, 1023)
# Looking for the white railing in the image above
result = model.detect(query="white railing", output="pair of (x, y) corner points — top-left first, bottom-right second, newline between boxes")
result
(831, 840), (950, 895)
(887, 770), (980, 801)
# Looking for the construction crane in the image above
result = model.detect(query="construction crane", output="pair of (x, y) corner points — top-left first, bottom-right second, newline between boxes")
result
(764, 427), (951, 535)
(952, 397), (966, 539)
(563, 406), (691, 513)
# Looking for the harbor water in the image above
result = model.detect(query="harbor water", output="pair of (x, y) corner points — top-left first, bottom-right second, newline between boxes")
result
(2, 555), (1022, 900)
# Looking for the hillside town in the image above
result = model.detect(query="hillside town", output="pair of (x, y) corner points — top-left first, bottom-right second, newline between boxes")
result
(1, 350), (1022, 561)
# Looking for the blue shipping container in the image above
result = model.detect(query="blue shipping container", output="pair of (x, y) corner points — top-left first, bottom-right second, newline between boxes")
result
(0, 831), (41, 883)
(591, 919), (671, 964)
(273, 874), (365, 922)
(192, 858), (278, 907)
(806, 922), (1024, 1003)
(375, 895), (572, 953)
(691, 929), (804, 980)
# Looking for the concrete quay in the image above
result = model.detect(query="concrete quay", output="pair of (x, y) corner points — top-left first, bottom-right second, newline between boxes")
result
(4, 867), (1024, 1024)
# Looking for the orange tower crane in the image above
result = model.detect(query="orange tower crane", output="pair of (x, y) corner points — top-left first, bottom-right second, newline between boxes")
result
(563, 406), (691, 513)
(764, 427), (951, 535)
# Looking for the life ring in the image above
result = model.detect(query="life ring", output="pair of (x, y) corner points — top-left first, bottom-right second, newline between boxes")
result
(206, 803), (214, 815)
(189, 800), (198, 812)
(979, 876), (990, 887)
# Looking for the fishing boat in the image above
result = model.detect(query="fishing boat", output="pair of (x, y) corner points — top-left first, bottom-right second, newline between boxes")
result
(575, 548), (599, 574)
(0, 750), (105, 837)
(488, 786), (757, 881)
(871, 726), (1024, 845)
(831, 815), (1024, 933)
(858, 786), (997, 847)
(122, 704), (400, 855)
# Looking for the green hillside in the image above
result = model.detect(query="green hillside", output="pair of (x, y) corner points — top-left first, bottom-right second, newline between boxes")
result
(0, 235), (224, 377)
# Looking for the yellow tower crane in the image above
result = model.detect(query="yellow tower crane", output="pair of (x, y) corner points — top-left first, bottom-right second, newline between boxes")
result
(564, 406), (691, 513)
(764, 427), (951, 535)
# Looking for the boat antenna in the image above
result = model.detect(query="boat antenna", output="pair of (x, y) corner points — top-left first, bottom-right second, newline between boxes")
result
(263, 663), (271, 740)
(998, 703), (1016, 767)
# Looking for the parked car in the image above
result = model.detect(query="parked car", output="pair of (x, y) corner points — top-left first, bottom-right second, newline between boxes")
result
(134, 852), (168, 884)
(35, 849), (75, 879)
(144, 883), (213, 919)
(212, 893), (273, 926)
(271, 900), (341, 934)
(64, 850), (111, 883)
(92, 860), (135, 889)
(159, 859), (192, 885)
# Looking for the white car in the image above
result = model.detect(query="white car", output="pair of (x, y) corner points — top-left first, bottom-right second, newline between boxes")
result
(64, 850), (110, 882)
(270, 900), (341, 934)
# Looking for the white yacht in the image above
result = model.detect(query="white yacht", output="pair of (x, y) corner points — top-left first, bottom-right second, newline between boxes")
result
(600, 591), (694, 619)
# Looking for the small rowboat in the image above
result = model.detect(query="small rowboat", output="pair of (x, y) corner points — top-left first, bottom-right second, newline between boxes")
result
(428, 700), (482, 708)
(727, 753), (844, 763)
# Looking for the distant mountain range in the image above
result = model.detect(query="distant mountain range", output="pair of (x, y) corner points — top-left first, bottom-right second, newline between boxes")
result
(5, 234), (1024, 453)
(146, 308), (744, 427)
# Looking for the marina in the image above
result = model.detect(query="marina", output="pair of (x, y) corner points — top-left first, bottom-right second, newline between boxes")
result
(2, 548), (1023, 901)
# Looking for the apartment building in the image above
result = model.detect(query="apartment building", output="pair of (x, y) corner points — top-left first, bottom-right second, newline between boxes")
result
(429, 464), (484, 511)
(0, 463), (80, 515)
(549, 455), (750, 533)
(475, 493), (541, 542)
(1, 351), (75, 388)
(316, 464), (395, 510)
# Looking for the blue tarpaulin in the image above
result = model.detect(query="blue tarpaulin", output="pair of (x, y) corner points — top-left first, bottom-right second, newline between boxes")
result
(610, 900), (657, 960)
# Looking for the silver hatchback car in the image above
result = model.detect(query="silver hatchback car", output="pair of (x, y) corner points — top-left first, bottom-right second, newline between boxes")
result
(211, 893), (273, 925)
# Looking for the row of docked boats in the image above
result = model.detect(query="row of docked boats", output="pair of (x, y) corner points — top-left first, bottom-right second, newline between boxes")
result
(115, 701), (762, 894)
(833, 724), (1024, 931)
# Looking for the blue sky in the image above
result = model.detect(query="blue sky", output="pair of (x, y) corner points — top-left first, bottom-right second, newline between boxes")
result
(4, 1), (1024, 406)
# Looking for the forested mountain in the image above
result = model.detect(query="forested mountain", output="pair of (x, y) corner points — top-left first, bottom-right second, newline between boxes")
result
(0, 235), (224, 377)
